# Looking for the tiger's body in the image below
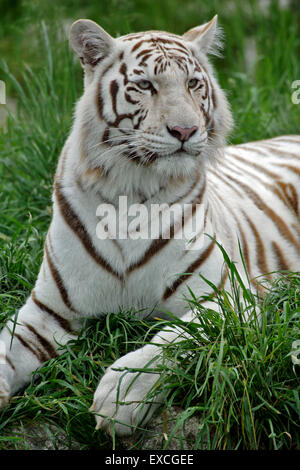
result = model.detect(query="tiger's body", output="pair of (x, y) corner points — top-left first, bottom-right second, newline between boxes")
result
(0, 16), (300, 436)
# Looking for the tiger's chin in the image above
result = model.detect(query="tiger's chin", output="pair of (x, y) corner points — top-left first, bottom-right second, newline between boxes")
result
(149, 151), (202, 179)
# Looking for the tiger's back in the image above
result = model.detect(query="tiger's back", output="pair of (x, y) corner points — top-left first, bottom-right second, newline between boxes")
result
(218, 136), (300, 278)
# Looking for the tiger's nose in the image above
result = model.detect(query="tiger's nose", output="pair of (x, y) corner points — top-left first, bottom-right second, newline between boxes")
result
(167, 125), (198, 142)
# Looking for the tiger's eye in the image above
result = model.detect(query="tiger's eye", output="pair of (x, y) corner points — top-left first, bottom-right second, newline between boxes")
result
(188, 78), (199, 88)
(137, 80), (152, 90)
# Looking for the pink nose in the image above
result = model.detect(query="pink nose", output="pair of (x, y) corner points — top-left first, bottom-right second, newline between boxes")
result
(167, 125), (198, 142)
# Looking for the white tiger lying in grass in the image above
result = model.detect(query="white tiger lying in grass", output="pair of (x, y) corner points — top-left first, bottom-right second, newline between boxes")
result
(0, 15), (300, 437)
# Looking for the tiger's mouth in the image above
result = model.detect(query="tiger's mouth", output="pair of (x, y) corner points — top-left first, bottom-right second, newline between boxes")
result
(140, 139), (204, 162)
(121, 141), (201, 166)
(172, 145), (188, 155)
(115, 131), (204, 165)
(141, 148), (198, 165)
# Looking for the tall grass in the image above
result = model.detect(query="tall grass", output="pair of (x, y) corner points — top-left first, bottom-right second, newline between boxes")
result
(142, 251), (300, 450)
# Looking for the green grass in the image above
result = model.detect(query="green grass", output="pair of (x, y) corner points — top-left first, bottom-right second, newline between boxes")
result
(0, 0), (300, 450)
(153, 258), (300, 450)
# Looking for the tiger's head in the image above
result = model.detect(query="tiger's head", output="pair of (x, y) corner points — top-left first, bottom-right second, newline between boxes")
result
(70, 17), (233, 181)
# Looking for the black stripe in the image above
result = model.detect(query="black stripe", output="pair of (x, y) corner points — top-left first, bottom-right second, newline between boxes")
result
(55, 181), (123, 280)
(15, 333), (48, 363)
(31, 290), (73, 333)
(272, 241), (290, 271)
(24, 323), (57, 360)
(97, 61), (115, 120)
(6, 357), (15, 371)
(45, 242), (78, 312)
(127, 180), (206, 273)
(242, 211), (271, 279)
(163, 238), (216, 300)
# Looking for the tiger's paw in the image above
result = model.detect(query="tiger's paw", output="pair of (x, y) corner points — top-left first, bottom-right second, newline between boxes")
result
(0, 377), (10, 408)
(90, 345), (163, 436)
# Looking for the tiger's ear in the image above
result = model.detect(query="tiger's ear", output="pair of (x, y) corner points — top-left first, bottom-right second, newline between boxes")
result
(182, 15), (222, 56)
(69, 19), (115, 67)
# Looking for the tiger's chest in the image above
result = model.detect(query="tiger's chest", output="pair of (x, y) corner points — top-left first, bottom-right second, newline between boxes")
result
(51, 186), (220, 317)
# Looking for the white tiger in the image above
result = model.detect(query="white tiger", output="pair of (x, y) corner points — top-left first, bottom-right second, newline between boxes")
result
(0, 16), (300, 437)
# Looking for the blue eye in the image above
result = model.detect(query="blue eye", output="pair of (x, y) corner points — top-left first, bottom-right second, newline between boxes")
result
(188, 78), (200, 88)
(137, 80), (152, 90)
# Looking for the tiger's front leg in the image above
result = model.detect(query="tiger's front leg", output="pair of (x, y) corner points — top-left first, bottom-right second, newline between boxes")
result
(90, 307), (206, 437)
(0, 291), (79, 408)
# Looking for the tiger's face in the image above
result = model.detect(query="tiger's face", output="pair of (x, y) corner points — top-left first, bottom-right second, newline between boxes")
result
(70, 17), (233, 178)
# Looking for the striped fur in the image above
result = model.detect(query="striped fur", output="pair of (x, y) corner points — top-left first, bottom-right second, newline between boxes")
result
(0, 17), (299, 436)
